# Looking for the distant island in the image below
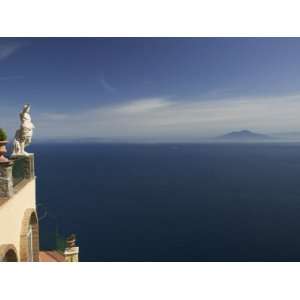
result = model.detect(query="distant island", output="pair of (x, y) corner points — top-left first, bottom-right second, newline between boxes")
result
(217, 130), (272, 142)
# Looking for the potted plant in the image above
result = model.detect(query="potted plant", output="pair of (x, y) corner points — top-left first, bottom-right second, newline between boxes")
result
(0, 128), (9, 163)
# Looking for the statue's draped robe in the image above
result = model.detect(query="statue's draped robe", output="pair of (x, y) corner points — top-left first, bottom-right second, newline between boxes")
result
(20, 113), (34, 142)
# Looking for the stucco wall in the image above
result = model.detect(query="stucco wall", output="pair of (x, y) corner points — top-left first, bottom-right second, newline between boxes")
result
(0, 179), (36, 260)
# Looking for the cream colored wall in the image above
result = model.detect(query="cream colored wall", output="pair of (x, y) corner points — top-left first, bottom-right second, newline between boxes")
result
(0, 179), (36, 260)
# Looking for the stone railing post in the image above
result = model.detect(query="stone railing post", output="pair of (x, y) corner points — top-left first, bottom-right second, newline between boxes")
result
(23, 154), (35, 179)
(0, 161), (14, 199)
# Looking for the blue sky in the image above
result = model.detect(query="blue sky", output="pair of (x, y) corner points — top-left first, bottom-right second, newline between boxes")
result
(1, 38), (300, 140)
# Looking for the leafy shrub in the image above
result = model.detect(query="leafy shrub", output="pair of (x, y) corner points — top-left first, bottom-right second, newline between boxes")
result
(0, 128), (8, 141)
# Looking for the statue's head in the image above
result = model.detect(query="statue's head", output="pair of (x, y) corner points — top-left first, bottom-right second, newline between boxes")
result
(23, 104), (30, 113)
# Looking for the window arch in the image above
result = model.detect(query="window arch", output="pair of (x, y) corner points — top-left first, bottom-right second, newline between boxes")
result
(0, 244), (18, 262)
(20, 209), (39, 262)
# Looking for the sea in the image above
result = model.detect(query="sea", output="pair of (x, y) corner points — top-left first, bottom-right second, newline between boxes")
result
(31, 143), (300, 261)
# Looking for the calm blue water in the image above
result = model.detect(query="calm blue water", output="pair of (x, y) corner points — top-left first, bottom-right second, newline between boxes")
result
(31, 143), (300, 261)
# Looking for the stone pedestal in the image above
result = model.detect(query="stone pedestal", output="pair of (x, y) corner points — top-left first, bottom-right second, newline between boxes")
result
(0, 161), (14, 198)
(11, 154), (35, 179)
(24, 154), (35, 179)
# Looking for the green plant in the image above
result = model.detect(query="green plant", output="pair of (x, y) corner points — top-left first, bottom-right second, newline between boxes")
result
(0, 128), (8, 141)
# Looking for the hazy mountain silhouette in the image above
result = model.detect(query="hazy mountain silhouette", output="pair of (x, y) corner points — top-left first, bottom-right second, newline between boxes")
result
(217, 130), (272, 141)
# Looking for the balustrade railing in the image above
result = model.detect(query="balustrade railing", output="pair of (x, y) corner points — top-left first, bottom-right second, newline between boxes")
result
(12, 157), (27, 187)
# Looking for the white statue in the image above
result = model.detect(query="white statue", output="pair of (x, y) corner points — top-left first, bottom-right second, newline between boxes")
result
(12, 104), (35, 157)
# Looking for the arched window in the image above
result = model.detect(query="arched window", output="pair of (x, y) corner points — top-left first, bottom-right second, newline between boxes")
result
(0, 244), (18, 262)
(20, 209), (39, 262)
(4, 249), (18, 262)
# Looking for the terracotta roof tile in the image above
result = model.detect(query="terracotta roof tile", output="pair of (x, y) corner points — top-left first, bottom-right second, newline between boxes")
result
(39, 251), (65, 262)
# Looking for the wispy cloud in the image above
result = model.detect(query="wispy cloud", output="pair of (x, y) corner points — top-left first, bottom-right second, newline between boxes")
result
(112, 98), (171, 114)
(0, 43), (24, 61)
(35, 93), (300, 140)
(0, 75), (24, 81)
(99, 75), (116, 93)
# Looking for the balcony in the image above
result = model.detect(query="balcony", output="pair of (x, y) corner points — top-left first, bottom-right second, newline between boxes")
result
(0, 154), (35, 200)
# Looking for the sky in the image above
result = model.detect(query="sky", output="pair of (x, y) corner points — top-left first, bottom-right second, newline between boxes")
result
(1, 38), (300, 141)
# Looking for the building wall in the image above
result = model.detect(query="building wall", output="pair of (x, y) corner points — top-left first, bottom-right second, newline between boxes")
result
(0, 179), (36, 260)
